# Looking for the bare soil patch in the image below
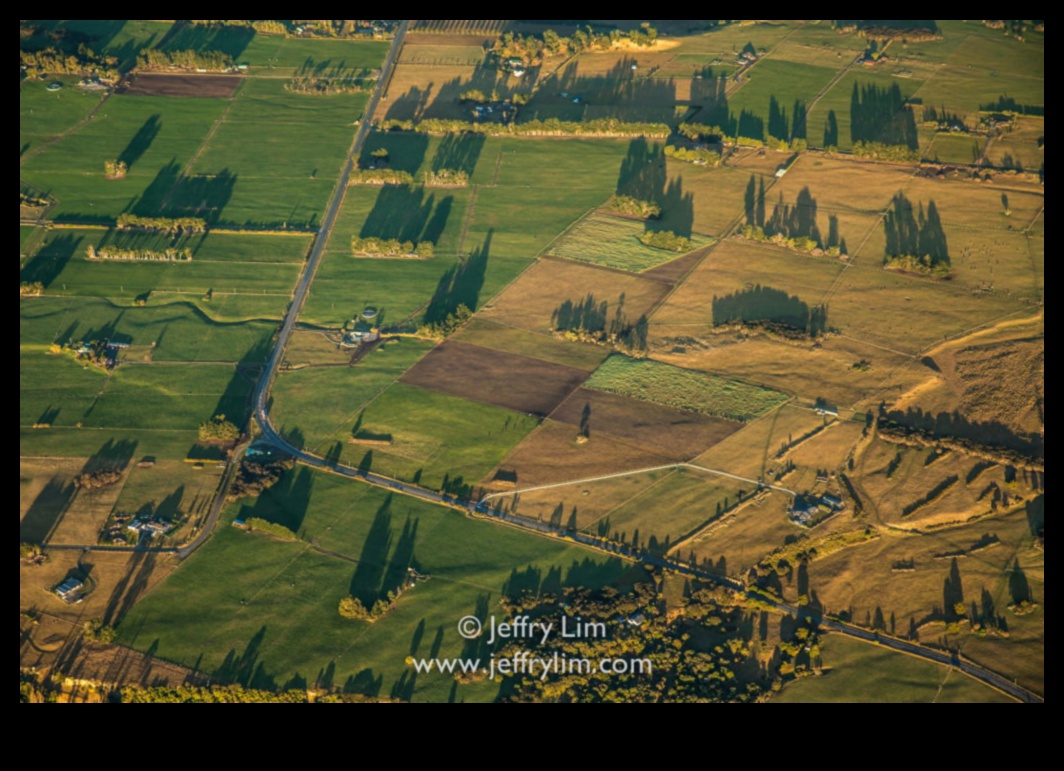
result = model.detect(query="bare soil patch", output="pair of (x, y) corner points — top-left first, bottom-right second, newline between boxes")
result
(399, 340), (588, 417)
(482, 419), (675, 489)
(121, 73), (242, 98)
(552, 387), (740, 459)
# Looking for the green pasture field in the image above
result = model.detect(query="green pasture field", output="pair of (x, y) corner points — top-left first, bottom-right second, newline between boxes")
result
(81, 364), (252, 432)
(20, 226), (38, 256)
(359, 133), (496, 181)
(660, 163), (767, 238)
(925, 133), (986, 165)
(300, 256), (452, 327)
(454, 319), (610, 371)
(807, 70), (928, 151)
(768, 24), (865, 69)
(586, 467), (754, 547)
(327, 383), (539, 490)
(774, 634), (1015, 703)
(658, 20), (802, 68)
(111, 459), (222, 529)
(20, 295), (277, 362)
(227, 77), (370, 126)
(19, 351), (108, 429)
(25, 20), (175, 69)
(327, 185), (472, 259)
(986, 117), (1044, 173)
(20, 79), (108, 157)
(20, 427), (204, 463)
(270, 338), (435, 453)
(914, 65), (1042, 117)
(586, 356), (789, 422)
(551, 211), (713, 272)
(118, 472), (630, 702)
(22, 95), (228, 178)
(726, 59), (839, 141)
(490, 139), (629, 190)
(239, 37), (392, 77)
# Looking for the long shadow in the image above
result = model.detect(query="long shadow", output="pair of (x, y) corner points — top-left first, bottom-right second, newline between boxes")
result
(238, 465), (315, 535)
(943, 558), (965, 622)
(424, 230), (491, 324)
(207, 334), (273, 438)
(850, 81), (918, 149)
(432, 133), (486, 176)
(83, 438), (138, 475)
(20, 478), (77, 545)
(823, 109), (840, 148)
(129, 160), (237, 227)
(20, 234), (82, 288)
(712, 285), (827, 335)
(617, 138), (666, 201)
(1008, 559), (1032, 605)
(384, 84), (435, 122)
(883, 192), (949, 268)
(1025, 495), (1044, 539)
(343, 669), (384, 697)
(523, 59), (678, 124)
(214, 626), (277, 689)
(765, 186), (822, 244)
(104, 550), (159, 627)
(359, 186), (454, 245)
(880, 405), (1042, 459)
(118, 115), (162, 172)
(381, 518), (420, 598)
(349, 495), (394, 606)
(20, 143), (30, 158)
(157, 22), (255, 60)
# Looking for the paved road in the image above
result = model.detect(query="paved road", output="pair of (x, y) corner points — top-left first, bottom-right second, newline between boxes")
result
(219, 19), (1040, 705)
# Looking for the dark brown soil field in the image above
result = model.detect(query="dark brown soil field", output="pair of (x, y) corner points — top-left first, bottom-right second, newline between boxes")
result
(399, 340), (588, 417)
(122, 74), (243, 98)
(482, 420), (676, 489)
(641, 247), (709, 284)
(551, 387), (741, 459)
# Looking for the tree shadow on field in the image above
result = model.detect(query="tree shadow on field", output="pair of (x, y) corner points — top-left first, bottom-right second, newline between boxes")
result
(118, 115), (162, 172)
(385, 84), (435, 122)
(237, 465), (315, 536)
(501, 556), (628, 601)
(432, 133), (486, 176)
(712, 285), (827, 335)
(850, 81), (918, 149)
(523, 59), (677, 124)
(20, 478), (77, 545)
(359, 186), (454, 245)
(1008, 559), (1032, 605)
(158, 22), (255, 61)
(1025, 495), (1043, 538)
(128, 160), (237, 227)
(83, 438), (139, 475)
(19, 234), (81, 288)
(617, 138), (666, 201)
(423, 230), (491, 324)
(879, 405), (1042, 459)
(360, 132), (430, 174)
(103, 549), (158, 627)
(214, 626), (277, 689)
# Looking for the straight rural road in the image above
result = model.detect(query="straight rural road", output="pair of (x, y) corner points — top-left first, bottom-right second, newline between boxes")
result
(192, 19), (1041, 705)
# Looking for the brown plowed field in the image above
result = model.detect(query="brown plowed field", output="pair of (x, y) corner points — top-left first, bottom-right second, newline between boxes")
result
(398, 340), (588, 417)
(551, 387), (741, 459)
(482, 420), (676, 489)
(122, 73), (242, 98)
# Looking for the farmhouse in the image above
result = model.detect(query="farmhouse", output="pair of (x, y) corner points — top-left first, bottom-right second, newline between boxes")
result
(821, 494), (845, 511)
(127, 519), (172, 539)
(54, 579), (85, 604)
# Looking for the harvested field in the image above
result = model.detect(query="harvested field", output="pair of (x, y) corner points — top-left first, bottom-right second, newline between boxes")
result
(399, 340), (588, 417)
(695, 404), (826, 481)
(121, 73), (243, 99)
(478, 257), (671, 334)
(484, 420), (676, 490)
(400, 44), (486, 66)
(20, 548), (177, 625)
(454, 319), (610, 371)
(550, 211), (714, 273)
(21, 614), (195, 688)
(504, 469), (671, 532)
(20, 458), (84, 545)
(681, 492), (798, 575)
(586, 355), (790, 422)
(551, 387), (741, 459)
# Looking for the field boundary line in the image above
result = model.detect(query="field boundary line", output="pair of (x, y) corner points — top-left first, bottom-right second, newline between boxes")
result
(577, 468), (682, 535)
(21, 91), (113, 167)
(535, 203), (601, 259)
(483, 462), (795, 503)
(454, 184), (479, 256)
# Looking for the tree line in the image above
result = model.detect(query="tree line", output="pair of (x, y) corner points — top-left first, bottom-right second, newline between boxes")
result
(378, 117), (671, 139)
(712, 285), (829, 337)
(20, 46), (120, 80)
(490, 23), (659, 66)
(551, 293), (650, 353)
(87, 245), (192, 262)
(882, 193), (950, 276)
(117, 214), (207, 234)
(351, 236), (434, 258)
(136, 49), (234, 72)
